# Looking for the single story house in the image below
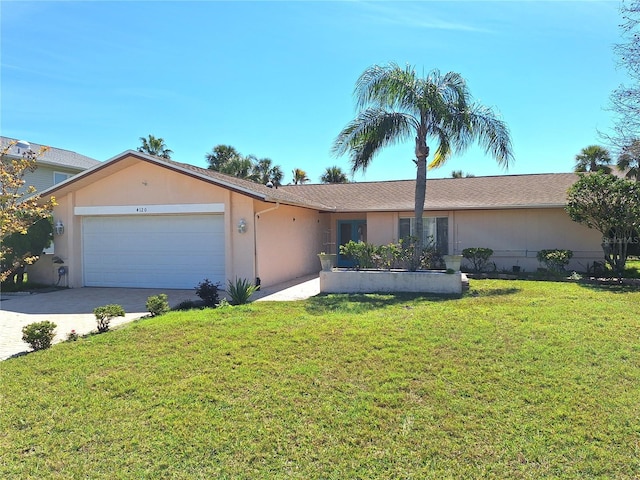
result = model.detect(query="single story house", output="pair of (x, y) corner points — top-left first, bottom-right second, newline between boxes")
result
(32, 150), (604, 289)
(1, 136), (100, 194)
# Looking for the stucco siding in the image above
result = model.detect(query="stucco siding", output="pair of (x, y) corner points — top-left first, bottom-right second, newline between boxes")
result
(453, 208), (603, 271)
(254, 202), (324, 287)
(366, 212), (397, 246)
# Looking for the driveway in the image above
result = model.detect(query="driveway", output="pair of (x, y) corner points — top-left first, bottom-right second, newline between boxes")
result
(0, 275), (319, 361)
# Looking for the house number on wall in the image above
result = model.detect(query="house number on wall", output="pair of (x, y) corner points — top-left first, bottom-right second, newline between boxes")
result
(136, 207), (148, 213)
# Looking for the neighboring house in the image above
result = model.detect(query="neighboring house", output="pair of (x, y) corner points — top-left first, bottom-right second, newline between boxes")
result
(33, 150), (603, 290)
(2, 137), (100, 283)
(1, 136), (100, 194)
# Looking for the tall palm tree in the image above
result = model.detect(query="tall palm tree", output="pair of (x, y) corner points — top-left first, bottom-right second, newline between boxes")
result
(320, 166), (349, 184)
(220, 156), (254, 179)
(617, 139), (640, 182)
(333, 63), (512, 252)
(205, 145), (241, 171)
(251, 157), (284, 186)
(292, 168), (309, 185)
(137, 134), (173, 159)
(574, 145), (613, 174)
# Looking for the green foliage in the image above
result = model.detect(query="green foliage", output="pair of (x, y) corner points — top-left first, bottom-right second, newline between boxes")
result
(1, 141), (56, 282)
(462, 247), (494, 272)
(320, 166), (349, 184)
(340, 239), (442, 271)
(137, 134), (172, 159)
(339, 240), (377, 269)
(227, 277), (259, 305)
(536, 249), (574, 273)
(333, 63), (512, 255)
(93, 304), (125, 333)
(21, 321), (56, 351)
(66, 329), (79, 342)
(146, 293), (170, 317)
(173, 299), (200, 311)
(195, 279), (220, 307)
(1, 217), (53, 284)
(566, 173), (640, 276)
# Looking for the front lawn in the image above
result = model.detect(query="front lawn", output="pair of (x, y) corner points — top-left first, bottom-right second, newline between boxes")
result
(1, 280), (639, 479)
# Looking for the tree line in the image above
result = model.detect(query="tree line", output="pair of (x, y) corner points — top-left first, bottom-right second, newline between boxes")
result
(136, 135), (349, 185)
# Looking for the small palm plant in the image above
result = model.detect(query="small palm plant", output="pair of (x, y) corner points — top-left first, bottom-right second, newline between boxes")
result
(227, 278), (259, 305)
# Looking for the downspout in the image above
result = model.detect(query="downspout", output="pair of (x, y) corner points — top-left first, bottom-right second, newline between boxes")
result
(253, 202), (280, 286)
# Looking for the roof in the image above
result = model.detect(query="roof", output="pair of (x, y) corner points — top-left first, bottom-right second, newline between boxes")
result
(39, 149), (580, 211)
(280, 173), (581, 211)
(1, 136), (100, 171)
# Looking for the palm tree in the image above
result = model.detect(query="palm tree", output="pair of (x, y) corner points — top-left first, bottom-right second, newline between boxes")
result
(333, 63), (512, 252)
(251, 157), (284, 186)
(205, 145), (241, 171)
(574, 145), (613, 174)
(138, 134), (173, 159)
(292, 168), (309, 185)
(451, 170), (475, 178)
(617, 139), (640, 182)
(320, 166), (349, 184)
(220, 156), (254, 179)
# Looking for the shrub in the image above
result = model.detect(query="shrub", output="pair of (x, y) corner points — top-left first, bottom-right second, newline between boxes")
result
(462, 247), (494, 272)
(195, 279), (220, 307)
(537, 249), (573, 273)
(93, 304), (125, 333)
(146, 293), (170, 317)
(66, 330), (79, 342)
(173, 299), (199, 311)
(227, 277), (259, 305)
(22, 321), (56, 351)
(339, 241), (376, 269)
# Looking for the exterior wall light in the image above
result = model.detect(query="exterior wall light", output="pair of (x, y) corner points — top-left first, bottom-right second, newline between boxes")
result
(238, 218), (247, 234)
(54, 219), (65, 235)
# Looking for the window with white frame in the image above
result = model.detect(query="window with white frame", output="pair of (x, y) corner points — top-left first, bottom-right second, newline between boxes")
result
(53, 172), (72, 185)
(399, 216), (449, 254)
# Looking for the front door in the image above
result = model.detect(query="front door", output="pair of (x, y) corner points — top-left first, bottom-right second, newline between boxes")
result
(337, 220), (367, 267)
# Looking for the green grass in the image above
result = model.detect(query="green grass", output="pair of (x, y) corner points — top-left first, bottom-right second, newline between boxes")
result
(2, 280), (640, 479)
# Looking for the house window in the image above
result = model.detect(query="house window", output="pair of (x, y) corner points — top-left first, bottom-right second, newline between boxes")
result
(54, 172), (72, 184)
(399, 216), (449, 254)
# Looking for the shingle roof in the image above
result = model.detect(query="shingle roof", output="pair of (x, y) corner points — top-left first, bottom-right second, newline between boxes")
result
(39, 149), (580, 212)
(280, 173), (580, 211)
(1, 136), (100, 170)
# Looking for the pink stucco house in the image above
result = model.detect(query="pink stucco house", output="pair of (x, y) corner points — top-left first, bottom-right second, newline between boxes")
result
(32, 150), (603, 289)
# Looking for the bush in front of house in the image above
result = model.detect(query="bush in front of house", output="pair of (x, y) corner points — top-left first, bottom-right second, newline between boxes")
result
(227, 278), (259, 305)
(146, 293), (170, 317)
(22, 321), (57, 351)
(195, 279), (220, 307)
(94, 304), (125, 333)
(462, 247), (494, 272)
(537, 249), (573, 273)
(339, 238), (442, 271)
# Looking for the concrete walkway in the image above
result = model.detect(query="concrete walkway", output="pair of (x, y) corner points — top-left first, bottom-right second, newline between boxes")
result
(0, 275), (319, 361)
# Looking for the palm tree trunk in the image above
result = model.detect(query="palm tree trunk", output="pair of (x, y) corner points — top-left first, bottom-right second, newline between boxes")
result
(414, 133), (429, 269)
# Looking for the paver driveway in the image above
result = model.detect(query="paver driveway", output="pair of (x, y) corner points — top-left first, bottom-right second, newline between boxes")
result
(0, 287), (200, 360)
(0, 275), (320, 361)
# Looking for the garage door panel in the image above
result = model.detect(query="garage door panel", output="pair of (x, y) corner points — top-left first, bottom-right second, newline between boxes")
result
(83, 215), (225, 288)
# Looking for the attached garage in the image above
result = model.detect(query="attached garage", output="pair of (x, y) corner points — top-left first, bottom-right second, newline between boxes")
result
(82, 214), (225, 289)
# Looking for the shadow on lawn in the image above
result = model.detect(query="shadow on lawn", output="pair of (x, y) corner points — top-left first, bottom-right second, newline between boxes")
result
(577, 281), (640, 294)
(305, 292), (462, 315)
(468, 287), (521, 297)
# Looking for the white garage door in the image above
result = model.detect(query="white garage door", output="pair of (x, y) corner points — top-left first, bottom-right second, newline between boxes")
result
(83, 215), (225, 289)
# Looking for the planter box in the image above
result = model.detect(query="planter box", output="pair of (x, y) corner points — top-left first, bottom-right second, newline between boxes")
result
(320, 269), (463, 295)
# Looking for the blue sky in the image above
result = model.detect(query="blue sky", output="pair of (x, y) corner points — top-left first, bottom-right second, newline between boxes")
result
(1, 1), (628, 183)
